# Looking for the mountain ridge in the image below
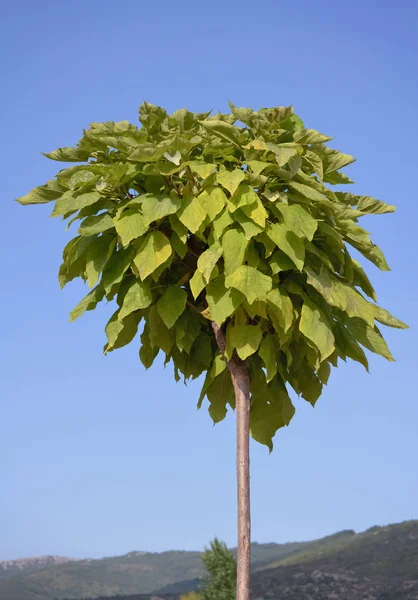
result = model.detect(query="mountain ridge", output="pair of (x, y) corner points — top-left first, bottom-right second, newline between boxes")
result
(0, 520), (416, 600)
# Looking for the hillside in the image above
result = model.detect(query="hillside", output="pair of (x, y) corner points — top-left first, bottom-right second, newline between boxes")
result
(0, 556), (77, 581)
(1, 521), (417, 600)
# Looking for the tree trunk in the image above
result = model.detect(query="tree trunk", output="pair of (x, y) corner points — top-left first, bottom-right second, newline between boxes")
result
(211, 323), (251, 600)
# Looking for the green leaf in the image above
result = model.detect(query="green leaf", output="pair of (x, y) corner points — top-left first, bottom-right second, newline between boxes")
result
(293, 128), (332, 144)
(258, 335), (278, 382)
(197, 186), (227, 221)
(267, 223), (305, 271)
(225, 266), (272, 305)
(52, 191), (101, 217)
(299, 298), (335, 361)
(272, 144), (298, 167)
(212, 208), (234, 240)
(16, 180), (64, 205)
(234, 210), (264, 240)
(157, 285), (188, 328)
(199, 119), (242, 147)
(306, 268), (376, 327)
(288, 181), (325, 202)
(247, 160), (271, 176)
(216, 169), (245, 195)
(177, 194), (207, 233)
(206, 275), (243, 325)
(352, 259), (377, 301)
(139, 327), (159, 369)
(102, 247), (134, 298)
(222, 229), (248, 276)
(346, 318), (394, 362)
(133, 231), (172, 280)
(148, 305), (175, 353)
(206, 369), (235, 423)
(275, 203), (317, 241)
(114, 210), (147, 247)
(43, 146), (90, 162)
(250, 375), (294, 451)
(191, 331), (213, 367)
(104, 310), (140, 353)
(188, 161), (217, 179)
(241, 197), (268, 228)
(304, 150), (324, 180)
(141, 192), (181, 225)
(197, 243), (223, 282)
(119, 279), (152, 320)
(269, 249), (295, 274)
(79, 213), (114, 236)
(227, 324), (263, 360)
(175, 311), (201, 353)
(190, 269), (207, 300)
(266, 287), (294, 333)
(374, 306), (408, 330)
(69, 285), (105, 322)
(228, 184), (258, 212)
(86, 234), (117, 288)
(334, 324), (369, 371)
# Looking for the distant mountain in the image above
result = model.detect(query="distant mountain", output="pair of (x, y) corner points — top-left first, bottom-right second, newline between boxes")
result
(1, 521), (417, 600)
(0, 556), (78, 580)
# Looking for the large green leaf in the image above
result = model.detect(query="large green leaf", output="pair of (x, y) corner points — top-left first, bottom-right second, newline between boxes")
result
(216, 169), (245, 195)
(206, 275), (243, 325)
(198, 186), (227, 221)
(306, 268), (376, 327)
(206, 369), (235, 423)
(119, 279), (152, 320)
(157, 286), (188, 328)
(276, 203), (318, 241)
(141, 193), (181, 225)
(102, 247), (134, 298)
(148, 305), (175, 353)
(228, 184), (258, 212)
(258, 334), (278, 382)
(86, 234), (117, 288)
(43, 146), (90, 162)
(134, 231), (172, 280)
(197, 243), (223, 282)
(299, 298), (335, 361)
(227, 324), (263, 360)
(16, 180), (64, 205)
(79, 213), (114, 236)
(225, 266), (272, 305)
(177, 194), (207, 233)
(175, 311), (201, 353)
(199, 119), (242, 147)
(52, 191), (101, 217)
(346, 318), (395, 362)
(69, 285), (105, 322)
(266, 287), (294, 333)
(267, 223), (305, 271)
(114, 210), (148, 247)
(104, 310), (140, 353)
(222, 229), (248, 275)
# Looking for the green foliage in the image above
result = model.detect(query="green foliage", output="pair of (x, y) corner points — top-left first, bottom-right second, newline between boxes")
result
(17, 102), (407, 451)
(200, 538), (237, 600)
(180, 593), (202, 600)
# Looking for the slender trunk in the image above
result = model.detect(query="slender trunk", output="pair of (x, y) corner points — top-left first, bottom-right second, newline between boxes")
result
(212, 323), (251, 600)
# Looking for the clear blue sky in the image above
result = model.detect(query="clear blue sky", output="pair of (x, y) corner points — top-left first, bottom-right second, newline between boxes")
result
(1, 0), (417, 561)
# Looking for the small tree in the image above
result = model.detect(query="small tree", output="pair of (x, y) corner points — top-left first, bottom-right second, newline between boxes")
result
(17, 102), (406, 600)
(201, 538), (237, 600)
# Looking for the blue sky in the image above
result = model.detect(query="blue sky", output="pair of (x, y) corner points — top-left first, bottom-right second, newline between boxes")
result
(1, 0), (417, 561)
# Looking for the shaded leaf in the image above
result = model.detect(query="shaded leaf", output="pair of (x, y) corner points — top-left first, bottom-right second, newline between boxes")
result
(157, 286), (188, 328)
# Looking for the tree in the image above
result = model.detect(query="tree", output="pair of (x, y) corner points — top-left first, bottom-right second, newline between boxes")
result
(17, 102), (406, 600)
(200, 538), (237, 600)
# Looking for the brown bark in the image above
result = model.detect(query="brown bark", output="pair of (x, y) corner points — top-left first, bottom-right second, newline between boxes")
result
(212, 323), (251, 600)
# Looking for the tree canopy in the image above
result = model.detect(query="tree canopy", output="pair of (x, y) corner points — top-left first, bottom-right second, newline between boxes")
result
(17, 102), (407, 450)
